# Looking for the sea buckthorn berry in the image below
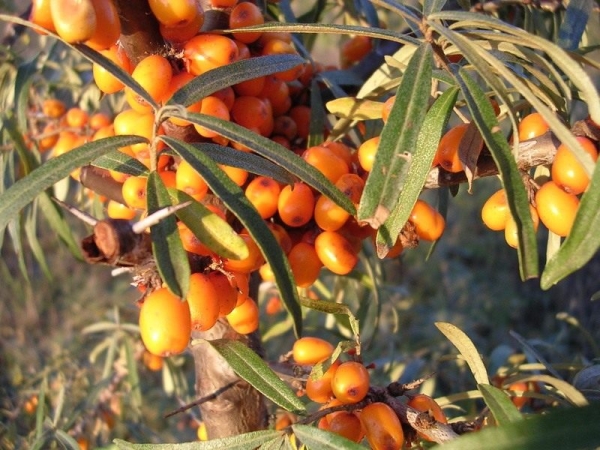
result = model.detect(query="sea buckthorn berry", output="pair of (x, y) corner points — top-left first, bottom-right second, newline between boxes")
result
(42, 99), (66, 119)
(245, 176), (281, 219)
(207, 271), (238, 317)
(261, 39), (304, 82)
(149, 0), (200, 27)
(231, 96), (272, 134)
(409, 199), (445, 241)
(305, 360), (340, 403)
(184, 34), (239, 76)
(358, 136), (379, 172)
(258, 262), (275, 282)
(278, 182), (315, 227)
(85, 0), (121, 50)
(360, 402), (404, 450)
(535, 180), (579, 237)
(121, 176), (148, 210)
(30, 0), (56, 33)
(93, 45), (133, 94)
(106, 200), (136, 220)
(407, 393), (447, 440)
(233, 76), (266, 97)
(89, 113), (111, 130)
(92, 124), (115, 141)
(507, 382), (531, 409)
(292, 337), (334, 365)
(38, 123), (59, 152)
(166, 72), (203, 127)
(328, 412), (365, 443)
(315, 231), (359, 275)
(223, 233), (264, 273)
(219, 164), (248, 186)
(314, 194), (350, 232)
(159, 6), (204, 44)
(437, 123), (469, 173)
(302, 145), (350, 184)
(551, 137), (598, 195)
(288, 242), (322, 288)
(260, 77), (291, 117)
(340, 35), (372, 68)
(51, 131), (81, 157)
(193, 96), (231, 138)
(382, 95), (395, 124)
(331, 361), (370, 404)
(50, 0), (97, 43)
(178, 223), (213, 256)
(210, 0), (238, 6)
(481, 188), (509, 231)
(176, 160), (209, 201)
(142, 350), (164, 372)
(504, 205), (539, 249)
(265, 295), (283, 315)
(229, 2), (264, 44)
(267, 222), (293, 255)
(321, 141), (354, 169)
(186, 272), (221, 331)
(139, 287), (191, 356)
(126, 54), (173, 113)
(289, 105), (311, 140)
(226, 297), (259, 334)
(273, 116), (297, 141)
(65, 107), (89, 128)
(518, 112), (549, 141)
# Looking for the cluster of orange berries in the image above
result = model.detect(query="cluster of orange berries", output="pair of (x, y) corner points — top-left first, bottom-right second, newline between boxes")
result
(290, 337), (448, 448)
(482, 112), (598, 245)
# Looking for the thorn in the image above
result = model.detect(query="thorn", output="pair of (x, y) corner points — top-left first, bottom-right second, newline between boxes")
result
(131, 201), (192, 234)
(52, 197), (98, 226)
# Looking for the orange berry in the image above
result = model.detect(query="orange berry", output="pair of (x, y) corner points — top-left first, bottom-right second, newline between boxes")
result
(50, 0), (97, 43)
(210, 0), (238, 6)
(229, 2), (264, 44)
(231, 96), (272, 136)
(314, 231), (358, 275)
(106, 200), (137, 220)
(340, 35), (372, 68)
(222, 233), (264, 273)
(175, 160), (209, 202)
(358, 136), (379, 172)
(159, 5), (204, 44)
(261, 39), (304, 82)
(504, 204), (539, 249)
(245, 176), (281, 219)
(30, 0), (56, 33)
(265, 295), (283, 315)
(142, 350), (164, 372)
(551, 136), (598, 195)
(93, 45), (133, 94)
(277, 182), (315, 227)
(259, 76), (291, 117)
(407, 394), (447, 438)
(126, 54), (173, 113)
(183, 34), (239, 76)
(292, 337), (334, 365)
(51, 131), (81, 157)
(208, 271), (238, 317)
(42, 99), (66, 118)
(268, 222), (293, 254)
(305, 360), (340, 403)
(437, 123), (469, 173)
(507, 382), (530, 409)
(331, 361), (370, 404)
(328, 412), (365, 442)
(409, 200), (445, 241)
(139, 287), (191, 356)
(288, 242), (322, 288)
(165, 72), (203, 127)
(219, 164), (248, 186)
(89, 113), (112, 130)
(518, 112), (549, 141)
(233, 75), (266, 97)
(193, 95), (231, 138)
(481, 188), (509, 231)
(186, 272), (221, 331)
(38, 122), (59, 152)
(65, 107), (89, 128)
(226, 297), (259, 334)
(302, 145), (350, 184)
(178, 223), (214, 257)
(85, 0), (121, 50)
(535, 180), (579, 237)
(149, 0), (201, 27)
(121, 176), (148, 210)
(360, 402), (404, 450)
(289, 105), (311, 140)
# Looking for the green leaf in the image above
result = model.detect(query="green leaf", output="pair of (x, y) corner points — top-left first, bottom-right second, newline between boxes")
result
(167, 188), (248, 260)
(292, 424), (365, 450)
(358, 43), (433, 228)
(208, 339), (306, 414)
(146, 171), (190, 298)
(430, 403), (600, 450)
(124, 337), (142, 418)
(377, 87), (459, 256)
(167, 55), (305, 108)
(541, 162), (600, 288)
(307, 78), (326, 147)
(478, 384), (523, 425)
(93, 150), (148, 177)
(436, 322), (489, 385)
(166, 113), (354, 216)
(423, 0), (448, 16)
(114, 430), (283, 450)
(37, 192), (83, 260)
(0, 135), (146, 235)
(326, 97), (385, 120)
(299, 296), (360, 338)
(162, 136), (303, 337)
(456, 68), (538, 280)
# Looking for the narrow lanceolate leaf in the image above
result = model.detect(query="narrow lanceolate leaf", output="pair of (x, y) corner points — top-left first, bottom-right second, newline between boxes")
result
(299, 296), (360, 338)
(167, 188), (248, 260)
(208, 339), (306, 414)
(377, 87), (459, 257)
(93, 150), (148, 177)
(541, 162), (600, 288)
(114, 430), (283, 450)
(478, 384), (523, 425)
(456, 69), (538, 280)
(166, 54), (305, 108)
(146, 172), (190, 299)
(37, 192), (83, 260)
(436, 322), (489, 385)
(515, 374), (588, 407)
(0, 135), (146, 234)
(358, 43), (433, 228)
(326, 97), (386, 121)
(292, 424), (365, 450)
(162, 136), (303, 337)
(167, 112), (354, 215)
(423, 0), (448, 16)
(430, 402), (600, 450)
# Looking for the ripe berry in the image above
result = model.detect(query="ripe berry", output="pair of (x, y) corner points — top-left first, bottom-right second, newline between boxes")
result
(226, 297), (260, 334)
(535, 180), (579, 237)
(518, 112), (549, 141)
(278, 182), (315, 227)
(315, 231), (359, 275)
(331, 361), (370, 404)
(51, 0), (97, 43)
(409, 200), (445, 241)
(360, 402), (404, 450)
(551, 137), (598, 195)
(436, 123), (469, 173)
(481, 189), (509, 231)
(305, 360), (340, 403)
(183, 34), (239, 76)
(186, 272), (221, 331)
(292, 337), (334, 365)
